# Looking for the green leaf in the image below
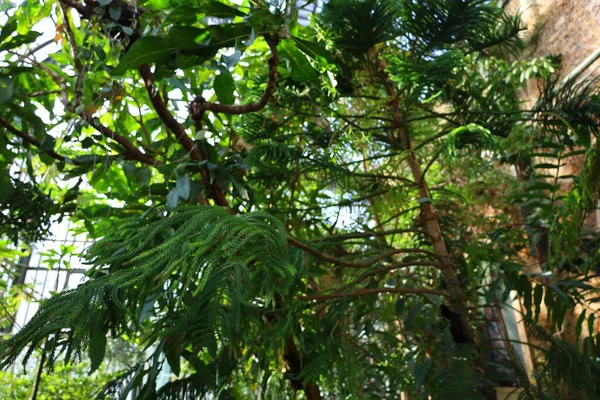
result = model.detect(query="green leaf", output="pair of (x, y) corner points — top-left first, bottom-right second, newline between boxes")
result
(111, 24), (253, 75)
(0, 31), (42, 51)
(200, 1), (246, 18)
(214, 68), (235, 105)
(0, 170), (13, 199)
(0, 77), (13, 104)
(293, 37), (334, 64)
(165, 345), (181, 377)
(40, 134), (56, 152)
(39, 152), (55, 166)
(404, 304), (422, 330)
(167, 188), (180, 208)
(278, 39), (318, 84)
(146, 0), (170, 8)
(414, 358), (432, 389)
(89, 166), (107, 186)
(135, 167), (152, 187)
(576, 310), (586, 340)
(81, 137), (95, 149)
(109, 6), (122, 22)
(395, 298), (405, 316)
(110, 29), (204, 75)
(88, 329), (107, 374)
(176, 173), (190, 200)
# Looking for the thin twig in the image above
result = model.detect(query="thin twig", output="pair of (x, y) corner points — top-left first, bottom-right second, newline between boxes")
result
(299, 287), (447, 301)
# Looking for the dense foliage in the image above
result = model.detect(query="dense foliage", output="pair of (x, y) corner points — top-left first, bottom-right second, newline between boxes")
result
(1, 0), (600, 399)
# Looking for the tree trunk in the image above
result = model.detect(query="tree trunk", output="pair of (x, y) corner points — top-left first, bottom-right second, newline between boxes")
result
(381, 68), (496, 400)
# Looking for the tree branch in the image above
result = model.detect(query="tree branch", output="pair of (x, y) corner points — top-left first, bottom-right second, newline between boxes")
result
(59, 3), (83, 73)
(288, 236), (443, 268)
(85, 117), (163, 166)
(138, 64), (200, 159)
(0, 116), (83, 165)
(310, 228), (425, 243)
(189, 34), (279, 118)
(58, 0), (93, 19)
(299, 287), (447, 301)
(138, 64), (230, 208)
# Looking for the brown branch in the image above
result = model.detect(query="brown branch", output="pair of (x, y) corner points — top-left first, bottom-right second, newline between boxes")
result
(59, 3), (83, 73)
(299, 287), (447, 301)
(288, 236), (442, 268)
(0, 116), (84, 165)
(310, 228), (425, 243)
(138, 65), (201, 159)
(138, 64), (229, 208)
(29, 90), (63, 97)
(58, 0), (93, 18)
(189, 34), (279, 118)
(21, 54), (159, 167)
(86, 117), (163, 166)
(362, 260), (440, 280)
(320, 260), (440, 299)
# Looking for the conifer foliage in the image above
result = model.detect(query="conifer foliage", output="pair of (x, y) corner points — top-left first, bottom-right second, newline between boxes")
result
(1, 0), (600, 399)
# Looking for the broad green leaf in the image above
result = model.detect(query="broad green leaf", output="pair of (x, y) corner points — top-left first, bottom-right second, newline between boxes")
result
(414, 358), (432, 389)
(576, 310), (586, 339)
(135, 167), (152, 187)
(167, 188), (180, 208)
(109, 6), (122, 22)
(214, 68), (235, 105)
(146, 0), (170, 8)
(110, 28), (206, 75)
(0, 170), (13, 199)
(165, 345), (181, 377)
(111, 24), (252, 75)
(200, 1), (246, 18)
(40, 134), (56, 152)
(88, 329), (107, 374)
(0, 78), (13, 104)
(404, 304), (422, 330)
(176, 173), (190, 200)
(293, 36), (334, 64)
(278, 39), (318, 84)
(395, 298), (405, 316)
(0, 30), (42, 51)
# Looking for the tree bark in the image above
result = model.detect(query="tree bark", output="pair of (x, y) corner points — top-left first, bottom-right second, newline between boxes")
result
(380, 67), (495, 399)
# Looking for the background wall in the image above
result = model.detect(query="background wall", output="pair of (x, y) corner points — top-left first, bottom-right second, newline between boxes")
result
(504, 0), (600, 80)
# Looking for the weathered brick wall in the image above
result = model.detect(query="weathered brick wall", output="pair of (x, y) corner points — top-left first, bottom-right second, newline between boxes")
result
(505, 0), (600, 79)
(504, 0), (600, 349)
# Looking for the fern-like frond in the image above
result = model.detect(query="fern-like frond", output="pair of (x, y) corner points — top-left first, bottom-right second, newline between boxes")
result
(523, 318), (600, 398)
(403, 0), (522, 55)
(320, 0), (400, 58)
(0, 206), (294, 372)
(446, 123), (498, 157)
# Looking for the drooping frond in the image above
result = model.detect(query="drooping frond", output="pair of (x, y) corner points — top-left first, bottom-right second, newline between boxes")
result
(320, 0), (400, 58)
(446, 123), (498, 157)
(0, 206), (294, 371)
(578, 141), (600, 212)
(403, 0), (523, 55)
(523, 318), (600, 399)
